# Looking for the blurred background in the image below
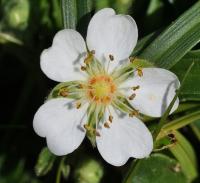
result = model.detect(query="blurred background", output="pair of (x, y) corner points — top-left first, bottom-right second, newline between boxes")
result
(0, 0), (199, 182)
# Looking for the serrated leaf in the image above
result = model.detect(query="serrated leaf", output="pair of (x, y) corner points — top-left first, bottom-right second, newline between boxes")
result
(138, 1), (200, 69)
(123, 154), (188, 183)
(35, 147), (56, 176)
(171, 50), (200, 101)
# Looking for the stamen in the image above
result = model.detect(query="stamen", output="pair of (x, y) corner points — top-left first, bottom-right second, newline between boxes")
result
(59, 88), (68, 97)
(84, 124), (90, 130)
(137, 67), (143, 77)
(109, 54), (114, 61)
(104, 122), (110, 128)
(129, 56), (136, 63)
(76, 101), (82, 109)
(95, 130), (101, 137)
(129, 110), (139, 117)
(128, 93), (136, 100)
(132, 85), (140, 91)
(91, 50), (95, 54)
(81, 66), (87, 71)
(109, 115), (113, 123)
(84, 50), (95, 65)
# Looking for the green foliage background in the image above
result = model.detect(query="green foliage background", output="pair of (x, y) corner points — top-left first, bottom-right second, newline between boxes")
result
(0, 0), (200, 183)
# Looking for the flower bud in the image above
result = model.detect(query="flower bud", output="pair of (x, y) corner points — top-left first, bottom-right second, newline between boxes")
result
(6, 0), (29, 30)
(73, 157), (104, 183)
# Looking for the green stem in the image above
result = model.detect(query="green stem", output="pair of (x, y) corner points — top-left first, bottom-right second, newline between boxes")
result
(56, 157), (65, 183)
(61, 0), (77, 29)
(153, 62), (194, 140)
(158, 110), (200, 138)
(190, 123), (200, 141)
(174, 102), (200, 114)
(122, 159), (139, 183)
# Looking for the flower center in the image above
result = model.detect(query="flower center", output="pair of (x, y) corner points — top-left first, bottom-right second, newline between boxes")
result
(87, 75), (116, 104)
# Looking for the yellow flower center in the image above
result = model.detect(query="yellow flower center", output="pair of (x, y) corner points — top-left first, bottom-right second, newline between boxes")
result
(87, 75), (116, 104)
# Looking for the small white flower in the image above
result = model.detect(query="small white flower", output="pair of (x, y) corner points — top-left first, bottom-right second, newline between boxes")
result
(33, 8), (180, 166)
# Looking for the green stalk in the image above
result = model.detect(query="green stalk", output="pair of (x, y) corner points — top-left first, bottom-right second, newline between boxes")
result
(153, 62), (194, 140)
(158, 110), (200, 138)
(56, 157), (65, 183)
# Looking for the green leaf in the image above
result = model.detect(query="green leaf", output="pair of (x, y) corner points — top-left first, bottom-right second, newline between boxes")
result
(153, 62), (194, 139)
(35, 147), (56, 176)
(61, 164), (70, 180)
(158, 110), (200, 138)
(123, 154), (188, 183)
(61, 0), (77, 29)
(0, 32), (23, 45)
(171, 50), (200, 101)
(61, 0), (93, 31)
(190, 119), (200, 141)
(76, 0), (93, 36)
(169, 131), (198, 181)
(138, 1), (200, 69)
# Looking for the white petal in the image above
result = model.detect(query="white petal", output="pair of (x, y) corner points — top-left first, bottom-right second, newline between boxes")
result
(96, 109), (153, 166)
(41, 29), (87, 82)
(33, 98), (87, 155)
(121, 68), (180, 117)
(86, 8), (138, 72)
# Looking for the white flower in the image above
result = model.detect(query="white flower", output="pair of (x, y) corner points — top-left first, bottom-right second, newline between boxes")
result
(33, 8), (180, 166)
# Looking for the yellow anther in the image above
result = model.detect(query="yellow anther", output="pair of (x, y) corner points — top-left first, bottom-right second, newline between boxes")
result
(129, 110), (139, 117)
(76, 102), (82, 109)
(81, 66), (87, 71)
(132, 85), (140, 91)
(59, 88), (68, 97)
(109, 54), (114, 61)
(109, 115), (113, 123)
(104, 122), (110, 128)
(84, 51), (95, 65)
(128, 93), (136, 100)
(137, 67), (143, 77)
(83, 124), (89, 130)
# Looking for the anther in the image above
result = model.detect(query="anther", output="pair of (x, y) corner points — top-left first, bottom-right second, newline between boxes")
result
(91, 50), (95, 54)
(132, 85), (140, 91)
(129, 110), (139, 117)
(78, 84), (84, 89)
(108, 115), (113, 123)
(137, 67), (143, 77)
(128, 93), (136, 100)
(104, 122), (110, 128)
(129, 56), (136, 63)
(59, 88), (68, 97)
(95, 130), (101, 137)
(83, 124), (90, 131)
(81, 66), (87, 71)
(109, 54), (114, 61)
(84, 51), (95, 65)
(76, 102), (82, 109)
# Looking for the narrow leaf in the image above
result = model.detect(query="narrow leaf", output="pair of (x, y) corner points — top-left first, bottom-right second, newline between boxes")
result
(139, 1), (200, 69)
(172, 50), (200, 101)
(153, 62), (194, 139)
(169, 131), (198, 181)
(35, 147), (56, 176)
(61, 0), (77, 29)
